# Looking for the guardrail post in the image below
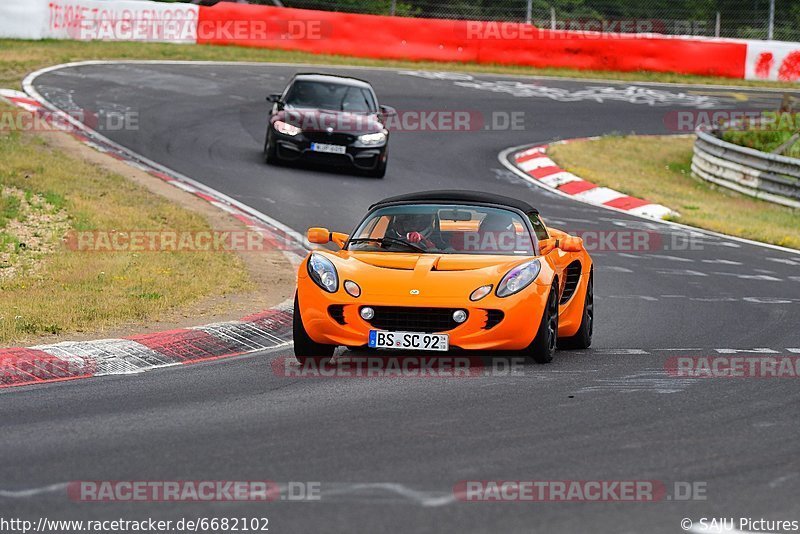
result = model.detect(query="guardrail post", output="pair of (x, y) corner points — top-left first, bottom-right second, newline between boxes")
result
(768, 0), (775, 40)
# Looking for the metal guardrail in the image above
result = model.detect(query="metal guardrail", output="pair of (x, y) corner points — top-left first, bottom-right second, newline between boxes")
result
(691, 128), (800, 209)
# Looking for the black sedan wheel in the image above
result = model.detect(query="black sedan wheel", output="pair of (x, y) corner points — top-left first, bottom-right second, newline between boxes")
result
(264, 131), (279, 165)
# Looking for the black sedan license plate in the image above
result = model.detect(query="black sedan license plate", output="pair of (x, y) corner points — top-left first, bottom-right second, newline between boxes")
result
(368, 330), (449, 351)
(310, 142), (347, 154)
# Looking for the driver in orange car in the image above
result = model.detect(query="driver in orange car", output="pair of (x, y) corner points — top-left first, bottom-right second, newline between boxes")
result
(387, 212), (449, 250)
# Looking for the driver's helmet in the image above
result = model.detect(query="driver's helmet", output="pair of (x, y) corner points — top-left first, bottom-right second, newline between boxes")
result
(392, 212), (436, 238)
(478, 212), (514, 235)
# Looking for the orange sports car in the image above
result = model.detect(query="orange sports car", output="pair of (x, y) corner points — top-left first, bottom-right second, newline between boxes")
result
(293, 190), (593, 364)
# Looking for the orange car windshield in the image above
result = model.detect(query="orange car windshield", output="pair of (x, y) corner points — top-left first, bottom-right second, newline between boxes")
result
(348, 204), (535, 255)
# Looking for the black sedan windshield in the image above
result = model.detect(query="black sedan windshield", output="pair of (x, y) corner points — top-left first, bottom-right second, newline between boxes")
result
(284, 81), (377, 112)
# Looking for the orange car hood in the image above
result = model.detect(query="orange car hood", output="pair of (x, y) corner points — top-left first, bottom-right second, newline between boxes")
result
(330, 251), (537, 298)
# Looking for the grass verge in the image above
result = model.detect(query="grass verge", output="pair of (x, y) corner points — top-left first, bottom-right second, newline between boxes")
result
(1, 39), (798, 89)
(0, 116), (254, 345)
(721, 125), (800, 159)
(548, 135), (800, 249)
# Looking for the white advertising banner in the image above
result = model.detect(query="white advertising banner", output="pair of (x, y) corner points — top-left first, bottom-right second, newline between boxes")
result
(744, 40), (800, 82)
(0, 0), (49, 39)
(0, 0), (198, 43)
(47, 0), (199, 42)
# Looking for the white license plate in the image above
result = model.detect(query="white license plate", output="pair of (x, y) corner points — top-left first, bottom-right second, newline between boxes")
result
(311, 142), (347, 154)
(368, 330), (449, 351)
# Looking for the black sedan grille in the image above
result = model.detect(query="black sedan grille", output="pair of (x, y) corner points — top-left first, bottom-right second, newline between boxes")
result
(365, 306), (462, 333)
(304, 132), (356, 144)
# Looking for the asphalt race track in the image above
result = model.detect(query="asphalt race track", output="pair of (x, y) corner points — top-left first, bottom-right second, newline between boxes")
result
(2, 62), (799, 533)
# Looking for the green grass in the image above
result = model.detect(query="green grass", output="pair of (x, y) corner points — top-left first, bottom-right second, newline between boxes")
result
(0, 190), (22, 227)
(722, 123), (800, 159)
(0, 39), (798, 90)
(0, 109), (253, 345)
(0, 231), (20, 251)
(548, 135), (800, 249)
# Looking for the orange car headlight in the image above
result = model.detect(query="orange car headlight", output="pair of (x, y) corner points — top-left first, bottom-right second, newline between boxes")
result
(308, 253), (339, 293)
(496, 260), (541, 297)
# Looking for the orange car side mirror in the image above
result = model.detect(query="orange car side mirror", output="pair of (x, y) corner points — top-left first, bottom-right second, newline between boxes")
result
(307, 228), (349, 249)
(539, 236), (584, 254)
(307, 227), (331, 244)
(539, 238), (557, 255)
(560, 236), (584, 252)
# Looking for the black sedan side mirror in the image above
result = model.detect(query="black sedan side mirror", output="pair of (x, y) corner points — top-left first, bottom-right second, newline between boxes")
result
(267, 94), (282, 103)
(379, 105), (397, 117)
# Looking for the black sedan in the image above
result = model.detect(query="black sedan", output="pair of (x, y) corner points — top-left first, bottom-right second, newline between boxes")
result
(264, 73), (395, 178)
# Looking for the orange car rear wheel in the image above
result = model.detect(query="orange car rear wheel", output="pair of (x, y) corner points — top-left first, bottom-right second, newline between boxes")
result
(293, 294), (335, 365)
(521, 284), (559, 364)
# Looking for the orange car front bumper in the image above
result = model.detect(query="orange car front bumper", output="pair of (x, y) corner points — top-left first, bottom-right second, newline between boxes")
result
(297, 277), (551, 351)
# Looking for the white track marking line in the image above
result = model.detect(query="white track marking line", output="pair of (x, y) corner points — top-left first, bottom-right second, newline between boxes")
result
(651, 254), (694, 263)
(318, 483), (457, 507)
(702, 259), (743, 265)
(0, 483), (68, 498)
(766, 257), (800, 266)
(714, 348), (780, 354)
(656, 269), (708, 277)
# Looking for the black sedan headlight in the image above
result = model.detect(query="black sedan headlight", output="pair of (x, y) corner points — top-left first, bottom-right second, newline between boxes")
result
(357, 132), (387, 145)
(274, 120), (301, 136)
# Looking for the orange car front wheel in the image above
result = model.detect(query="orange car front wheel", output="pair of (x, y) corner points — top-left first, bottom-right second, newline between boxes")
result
(520, 284), (559, 364)
(293, 294), (336, 365)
